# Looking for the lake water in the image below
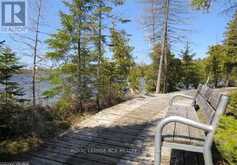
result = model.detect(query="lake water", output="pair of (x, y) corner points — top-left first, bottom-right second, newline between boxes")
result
(1, 74), (53, 105)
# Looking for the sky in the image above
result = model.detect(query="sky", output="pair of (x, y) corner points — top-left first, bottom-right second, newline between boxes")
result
(0, 0), (233, 67)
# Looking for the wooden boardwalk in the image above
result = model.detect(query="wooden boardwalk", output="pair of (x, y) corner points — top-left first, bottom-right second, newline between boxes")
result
(20, 92), (208, 165)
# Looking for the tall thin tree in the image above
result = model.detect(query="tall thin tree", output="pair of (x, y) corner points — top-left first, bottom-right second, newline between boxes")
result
(32, 0), (42, 106)
(156, 0), (169, 93)
(142, 0), (190, 93)
(10, 0), (44, 106)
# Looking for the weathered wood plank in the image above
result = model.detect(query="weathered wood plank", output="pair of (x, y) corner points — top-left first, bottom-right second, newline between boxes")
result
(187, 107), (205, 146)
(29, 156), (64, 165)
(173, 106), (190, 144)
(19, 90), (220, 165)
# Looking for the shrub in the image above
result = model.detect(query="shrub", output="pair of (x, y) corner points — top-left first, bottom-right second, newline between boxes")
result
(0, 103), (68, 139)
(0, 136), (41, 160)
(215, 116), (237, 165)
(0, 103), (70, 158)
(227, 90), (237, 117)
(215, 90), (237, 165)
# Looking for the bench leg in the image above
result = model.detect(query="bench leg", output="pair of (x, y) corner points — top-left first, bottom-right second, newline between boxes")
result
(203, 148), (213, 165)
(155, 133), (162, 165)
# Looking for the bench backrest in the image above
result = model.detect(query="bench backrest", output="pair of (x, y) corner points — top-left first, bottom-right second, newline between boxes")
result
(195, 85), (229, 127)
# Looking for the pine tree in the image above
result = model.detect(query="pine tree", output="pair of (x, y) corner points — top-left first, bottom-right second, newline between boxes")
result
(191, 0), (237, 11)
(145, 43), (182, 92)
(110, 28), (134, 96)
(45, 0), (94, 112)
(192, 0), (211, 9)
(206, 44), (225, 87)
(92, 0), (124, 110)
(100, 60), (116, 105)
(45, 0), (129, 113)
(0, 47), (24, 104)
(224, 11), (237, 86)
(180, 43), (200, 89)
(166, 54), (182, 92)
(93, 0), (107, 110)
(145, 44), (162, 92)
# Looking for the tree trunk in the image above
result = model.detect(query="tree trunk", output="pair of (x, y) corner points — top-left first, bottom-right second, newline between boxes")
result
(156, 0), (170, 94)
(151, 0), (156, 44)
(32, 0), (42, 107)
(225, 72), (230, 87)
(225, 65), (232, 87)
(75, 3), (83, 112)
(163, 39), (168, 93)
(96, 2), (102, 111)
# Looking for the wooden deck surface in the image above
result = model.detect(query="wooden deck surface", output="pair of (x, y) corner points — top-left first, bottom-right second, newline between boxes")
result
(19, 92), (209, 165)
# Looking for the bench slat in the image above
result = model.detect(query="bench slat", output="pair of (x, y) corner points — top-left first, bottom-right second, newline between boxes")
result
(173, 106), (190, 145)
(187, 107), (205, 146)
(163, 105), (204, 146)
(196, 94), (215, 124)
(162, 107), (176, 142)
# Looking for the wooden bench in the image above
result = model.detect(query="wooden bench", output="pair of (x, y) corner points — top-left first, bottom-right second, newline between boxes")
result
(155, 85), (229, 165)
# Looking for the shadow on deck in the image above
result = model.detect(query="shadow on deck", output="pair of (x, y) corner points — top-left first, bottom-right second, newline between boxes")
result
(16, 118), (210, 165)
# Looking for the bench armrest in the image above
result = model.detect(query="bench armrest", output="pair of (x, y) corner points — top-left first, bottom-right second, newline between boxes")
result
(156, 116), (213, 135)
(169, 94), (194, 106)
(154, 116), (213, 164)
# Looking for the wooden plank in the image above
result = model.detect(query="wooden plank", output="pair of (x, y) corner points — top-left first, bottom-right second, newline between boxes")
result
(44, 140), (142, 162)
(187, 107), (205, 146)
(40, 145), (121, 165)
(162, 122), (175, 143)
(20, 94), (173, 165)
(196, 94), (211, 124)
(29, 156), (64, 165)
(173, 106), (190, 145)
(53, 136), (138, 154)
(162, 106), (177, 143)
(30, 150), (107, 165)
(29, 151), (93, 165)
(208, 91), (222, 110)
(163, 105), (191, 145)
(199, 85), (208, 98)
(204, 87), (212, 99)
(59, 134), (137, 148)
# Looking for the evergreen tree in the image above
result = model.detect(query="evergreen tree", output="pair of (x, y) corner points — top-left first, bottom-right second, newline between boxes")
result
(92, 0), (124, 110)
(224, 11), (237, 86)
(145, 43), (182, 92)
(100, 60), (116, 105)
(110, 28), (134, 96)
(0, 47), (24, 104)
(128, 64), (145, 94)
(192, 0), (211, 9)
(180, 43), (200, 89)
(206, 44), (225, 87)
(45, 0), (128, 112)
(45, 0), (94, 112)
(145, 44), (162, 92)
(166, 54), (182, 92)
